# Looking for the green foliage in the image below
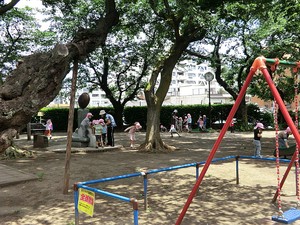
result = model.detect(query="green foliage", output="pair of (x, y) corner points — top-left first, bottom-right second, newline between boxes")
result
(38, 103), (273, 132)
(40, 108), (70, 131)
(123, 106), (148, 128)
(0, 7), (53, 83)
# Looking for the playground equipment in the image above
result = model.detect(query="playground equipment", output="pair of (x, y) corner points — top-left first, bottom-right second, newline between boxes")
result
(73, 155), (293, 224)
(175, 57), (300, 225)
(73, 57), (300, 224)
(271, 71), (300, 223)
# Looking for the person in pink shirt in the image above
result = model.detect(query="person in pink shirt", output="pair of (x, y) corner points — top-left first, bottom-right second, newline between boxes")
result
(124, 122), (142, 148)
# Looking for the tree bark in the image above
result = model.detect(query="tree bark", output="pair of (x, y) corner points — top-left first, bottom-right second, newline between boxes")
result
(139, 104), (175, 152)
(141, 38), (196, 152)
(0, 0), (119, 154)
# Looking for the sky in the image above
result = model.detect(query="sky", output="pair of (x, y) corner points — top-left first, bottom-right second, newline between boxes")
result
(14, 0), (49, 30)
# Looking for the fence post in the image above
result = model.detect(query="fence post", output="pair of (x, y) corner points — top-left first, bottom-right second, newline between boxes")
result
(235, 156), (240, 185)
(142, 172), (148, 210)
(73, 183), (80, 225)
(131, 198), (139, 225)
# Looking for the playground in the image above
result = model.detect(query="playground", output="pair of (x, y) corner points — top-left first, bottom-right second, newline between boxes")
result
(1, 130), (300, 224)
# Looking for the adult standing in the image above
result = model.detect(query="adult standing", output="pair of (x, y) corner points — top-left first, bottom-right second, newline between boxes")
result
(99, 110), (116, 146)
(187, 113), (192, 132)
(171, 109), (179, 130)
(203, 115), (207, 130)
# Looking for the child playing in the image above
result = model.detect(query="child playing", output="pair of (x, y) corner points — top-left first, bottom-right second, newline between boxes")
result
(124, 122), (142, 148)
(92, 120), (104, 148)
(169, 124), (181, 138)
(44, 119), (53, 139)
(99, 119), (107, 146)
(253, 122), (264, 158)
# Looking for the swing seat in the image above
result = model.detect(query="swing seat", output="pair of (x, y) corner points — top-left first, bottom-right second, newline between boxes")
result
(272, 208), (300, 224)
(273, 145), (297, 159)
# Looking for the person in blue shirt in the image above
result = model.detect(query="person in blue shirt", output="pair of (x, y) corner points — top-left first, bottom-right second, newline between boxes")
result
(99, 110), (116, 146)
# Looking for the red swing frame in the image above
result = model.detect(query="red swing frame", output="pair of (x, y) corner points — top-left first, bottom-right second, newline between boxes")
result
(175, 56), (300, 225)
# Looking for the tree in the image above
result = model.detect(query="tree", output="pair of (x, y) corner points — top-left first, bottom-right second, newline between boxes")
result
(187, 0), (300, 126)
(0, 6), (54, 84)
(0, 0), (119, 154)
(140, 0), (212, 152)
(0, 0), (20, 15)
(75, 1), (158, 128)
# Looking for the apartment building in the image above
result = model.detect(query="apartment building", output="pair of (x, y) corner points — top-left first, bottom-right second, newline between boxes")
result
(50, 60), (234, 107)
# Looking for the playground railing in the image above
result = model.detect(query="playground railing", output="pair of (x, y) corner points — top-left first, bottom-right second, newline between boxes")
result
(74, 155), (292, 225)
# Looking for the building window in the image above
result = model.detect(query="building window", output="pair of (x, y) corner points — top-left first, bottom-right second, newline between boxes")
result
(188, 73), (195, 78)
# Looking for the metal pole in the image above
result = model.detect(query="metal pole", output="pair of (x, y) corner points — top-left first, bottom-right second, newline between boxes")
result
(73, 183), (79, 225)
(175, 58), (258, 225)
(236, 156), (240, 185)
(259, 66), (300, 203)
(208, 81), (211, 128)
(142, 173), (148, 210)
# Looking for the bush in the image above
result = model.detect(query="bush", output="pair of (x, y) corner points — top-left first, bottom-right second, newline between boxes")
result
(37, 103), (272, 132)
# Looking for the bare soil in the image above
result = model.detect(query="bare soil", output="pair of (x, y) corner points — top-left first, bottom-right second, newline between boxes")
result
(1, 130), (300, 225)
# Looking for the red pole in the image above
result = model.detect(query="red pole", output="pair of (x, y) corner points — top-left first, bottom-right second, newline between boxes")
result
(260, 68), (300, 202)
(175, 56), (267, 225)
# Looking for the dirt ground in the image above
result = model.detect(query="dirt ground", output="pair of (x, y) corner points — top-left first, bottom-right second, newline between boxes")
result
(1, 130), (300, 225)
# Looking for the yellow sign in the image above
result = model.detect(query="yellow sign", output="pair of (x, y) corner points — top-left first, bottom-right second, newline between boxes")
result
(78, 188), (95, 217)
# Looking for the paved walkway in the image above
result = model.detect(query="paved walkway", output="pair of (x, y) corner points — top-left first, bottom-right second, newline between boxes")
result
(0, 133), (123, 187)
(0, 164), (38, 187)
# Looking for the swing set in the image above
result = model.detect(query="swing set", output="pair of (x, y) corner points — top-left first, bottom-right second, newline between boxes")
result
(175, 56), (300, 225)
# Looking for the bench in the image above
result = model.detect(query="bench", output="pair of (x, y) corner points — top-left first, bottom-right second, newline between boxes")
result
(27, 123), (46, 140)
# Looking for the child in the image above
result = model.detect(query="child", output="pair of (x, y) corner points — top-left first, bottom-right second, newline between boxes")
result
(160, 124), (167, 132)
(253, 122), (264, 158)
(230, 119), (234, 133)
(44, 119), (53, 139)
(124, 122), (142, 148)
(197, 116), (204, 131)
(178, 117), (183, 132)
(169, 124), (181, 138)
(99, 119), (107, 146)
(93, 120), (104, 148)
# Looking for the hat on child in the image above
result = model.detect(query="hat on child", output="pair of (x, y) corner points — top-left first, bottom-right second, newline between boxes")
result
(99, 110), (106, 115)
(254, 122), (264, 129)
(92, 120), (99, 125)
(86, 112), (93, 117)
(135, 122), (142, 129)
(286, 127), (291, 133)
(99, 119), (105, 124)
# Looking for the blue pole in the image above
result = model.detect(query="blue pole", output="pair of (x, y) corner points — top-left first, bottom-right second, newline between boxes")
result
(78, 184), (131, 203)
(73, 183), (79, 225)
(134, 209), (139, 225)
(142, 172), (148, 210)
(131, 199), (139, 225)
(80, 172), (142, 185)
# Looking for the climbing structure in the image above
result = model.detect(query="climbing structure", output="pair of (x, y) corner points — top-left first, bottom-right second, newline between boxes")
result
(175, 56), (300, 225)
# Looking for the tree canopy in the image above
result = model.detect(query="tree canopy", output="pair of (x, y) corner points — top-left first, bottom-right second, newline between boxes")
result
(1, 0), (300, 154)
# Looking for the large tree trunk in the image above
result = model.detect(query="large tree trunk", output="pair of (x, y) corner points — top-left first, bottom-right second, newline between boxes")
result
(139, 104), (175, 152)
(0, 0), (119, 154)
(140, 37), (197, 153)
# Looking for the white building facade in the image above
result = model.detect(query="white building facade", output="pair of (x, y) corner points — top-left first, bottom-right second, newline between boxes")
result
(50, 60), (233, 107)
(159, 60), (233, 106)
